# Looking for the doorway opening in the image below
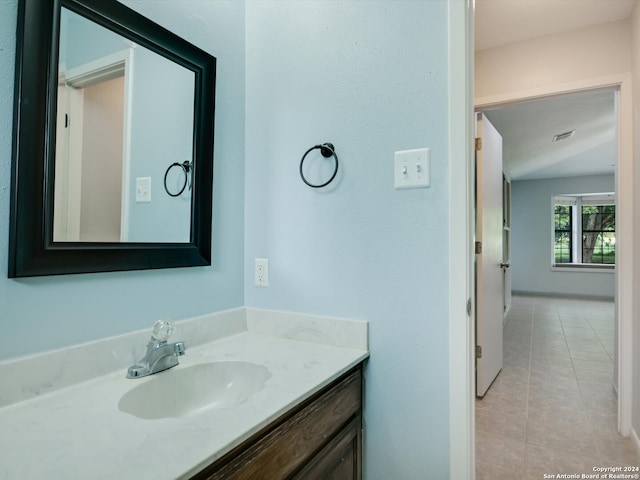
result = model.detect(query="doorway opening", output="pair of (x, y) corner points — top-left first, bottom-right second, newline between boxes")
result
(446, 4), (636, 478)
(474, 86), (630, 477)
(54, 49), (133, 243)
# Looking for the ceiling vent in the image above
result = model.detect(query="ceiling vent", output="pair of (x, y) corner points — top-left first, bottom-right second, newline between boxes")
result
(552, 130), (575, 142)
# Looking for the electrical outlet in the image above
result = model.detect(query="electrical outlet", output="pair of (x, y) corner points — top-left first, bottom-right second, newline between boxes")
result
(254, 258), (269, 287)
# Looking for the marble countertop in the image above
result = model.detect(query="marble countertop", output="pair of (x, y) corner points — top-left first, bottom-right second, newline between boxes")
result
(0, 309), (368, 479)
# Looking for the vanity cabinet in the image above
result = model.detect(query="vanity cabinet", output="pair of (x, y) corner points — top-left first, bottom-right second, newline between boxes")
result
(191, 364), (363, 480)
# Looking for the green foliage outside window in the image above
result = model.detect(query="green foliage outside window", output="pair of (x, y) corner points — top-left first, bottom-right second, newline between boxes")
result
(554, 205), (572, 263)
(582, 205), (615, 264)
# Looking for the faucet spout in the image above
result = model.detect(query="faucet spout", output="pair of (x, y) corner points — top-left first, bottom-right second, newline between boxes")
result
(173, 341), (186, 356)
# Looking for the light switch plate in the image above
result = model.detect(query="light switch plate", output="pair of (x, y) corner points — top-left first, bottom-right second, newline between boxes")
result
(394, 148), (430, 189)
(136, 177), (151, 203)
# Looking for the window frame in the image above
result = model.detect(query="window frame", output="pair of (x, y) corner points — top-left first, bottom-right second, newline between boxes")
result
(551, 193), (615, 272)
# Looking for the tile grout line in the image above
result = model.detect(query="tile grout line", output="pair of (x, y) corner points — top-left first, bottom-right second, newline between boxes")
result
(521, 296), (535, 479)
(588, 308), (616, 363)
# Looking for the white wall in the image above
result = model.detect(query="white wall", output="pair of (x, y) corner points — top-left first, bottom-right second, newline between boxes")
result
(79, 76), (124, 242)
(476, 19), (631, 99)
(0, 0), (246, 360)
(631, 0), (640, 449)
(244, 1), (452, 477)
(511, 175), (615, 298)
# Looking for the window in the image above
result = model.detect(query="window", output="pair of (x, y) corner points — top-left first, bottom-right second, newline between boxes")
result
(552, 194), (615, 267)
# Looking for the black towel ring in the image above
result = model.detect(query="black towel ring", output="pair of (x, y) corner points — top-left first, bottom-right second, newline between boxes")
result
(299, 143), (339, 188)
(164, 160), (192, 197)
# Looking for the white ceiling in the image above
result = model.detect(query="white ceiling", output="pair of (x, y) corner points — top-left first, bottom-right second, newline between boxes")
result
(483, 89), (617, 180)
(475, 0), (635, 180)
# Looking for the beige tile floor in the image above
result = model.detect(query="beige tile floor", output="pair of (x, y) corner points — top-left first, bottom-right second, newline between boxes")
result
(476, 295), (640, 480)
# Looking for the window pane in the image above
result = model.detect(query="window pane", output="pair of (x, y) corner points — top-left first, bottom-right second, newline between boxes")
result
(554, 205), (572, 263)
(555, 231), (572, 263)
(554, 205), (571, 230)
(582, 205), (615, 264)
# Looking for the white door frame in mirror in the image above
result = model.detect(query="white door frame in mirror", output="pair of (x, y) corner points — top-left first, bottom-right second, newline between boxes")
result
(54, 47), (134, 242)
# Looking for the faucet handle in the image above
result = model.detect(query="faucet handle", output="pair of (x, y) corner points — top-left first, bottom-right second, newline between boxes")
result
(151, 319), (175, 342)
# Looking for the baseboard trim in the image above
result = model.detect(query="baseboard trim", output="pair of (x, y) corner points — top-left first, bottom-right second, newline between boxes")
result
(511, 290), (614, 302)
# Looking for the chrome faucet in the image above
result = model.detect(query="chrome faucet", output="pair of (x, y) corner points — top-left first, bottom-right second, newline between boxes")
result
(126, 320), (186, 379)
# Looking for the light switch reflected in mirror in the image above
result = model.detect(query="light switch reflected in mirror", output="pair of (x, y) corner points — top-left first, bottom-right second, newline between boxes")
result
(54, 7), (194, 243)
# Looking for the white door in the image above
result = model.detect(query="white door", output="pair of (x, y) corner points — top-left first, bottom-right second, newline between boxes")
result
(476, 112), (504, 398)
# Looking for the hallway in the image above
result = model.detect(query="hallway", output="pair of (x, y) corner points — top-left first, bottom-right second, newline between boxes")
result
(476, 295), (640, 479)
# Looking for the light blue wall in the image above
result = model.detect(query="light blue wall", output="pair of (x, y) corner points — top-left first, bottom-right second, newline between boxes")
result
(0, 0), (246, 360)
(511, 174), (615, 297)
(126, 47), (194, 242)
(244, 2), (451, 477)
(61, 8), (128, 69)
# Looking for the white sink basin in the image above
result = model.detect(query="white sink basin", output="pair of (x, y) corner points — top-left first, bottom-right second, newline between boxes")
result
(118, 361), (271, 420)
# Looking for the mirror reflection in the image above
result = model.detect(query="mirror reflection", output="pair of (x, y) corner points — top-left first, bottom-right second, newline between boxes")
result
(54, 7), (195, 243)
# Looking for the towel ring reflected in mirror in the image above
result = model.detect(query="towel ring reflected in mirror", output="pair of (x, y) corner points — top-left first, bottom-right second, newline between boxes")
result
(164, 161), (192, 197)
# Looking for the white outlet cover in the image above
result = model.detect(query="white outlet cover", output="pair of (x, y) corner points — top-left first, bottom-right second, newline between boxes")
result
(394, 148), (430, 189)
(254, 258), (269, 287)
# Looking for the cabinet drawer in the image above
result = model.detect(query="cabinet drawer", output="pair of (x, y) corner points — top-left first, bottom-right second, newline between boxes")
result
(193, 366), (362, 480)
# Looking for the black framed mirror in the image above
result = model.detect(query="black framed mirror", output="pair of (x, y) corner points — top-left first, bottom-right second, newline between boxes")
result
(9, 0), (216, 277)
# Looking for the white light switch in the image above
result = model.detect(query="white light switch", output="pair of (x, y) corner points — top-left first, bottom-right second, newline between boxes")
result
(394, 148), (430, 189)
(136, 177), (151, 203)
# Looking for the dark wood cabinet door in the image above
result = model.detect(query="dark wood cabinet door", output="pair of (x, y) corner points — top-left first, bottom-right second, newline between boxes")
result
(291, 415), (362, 480)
